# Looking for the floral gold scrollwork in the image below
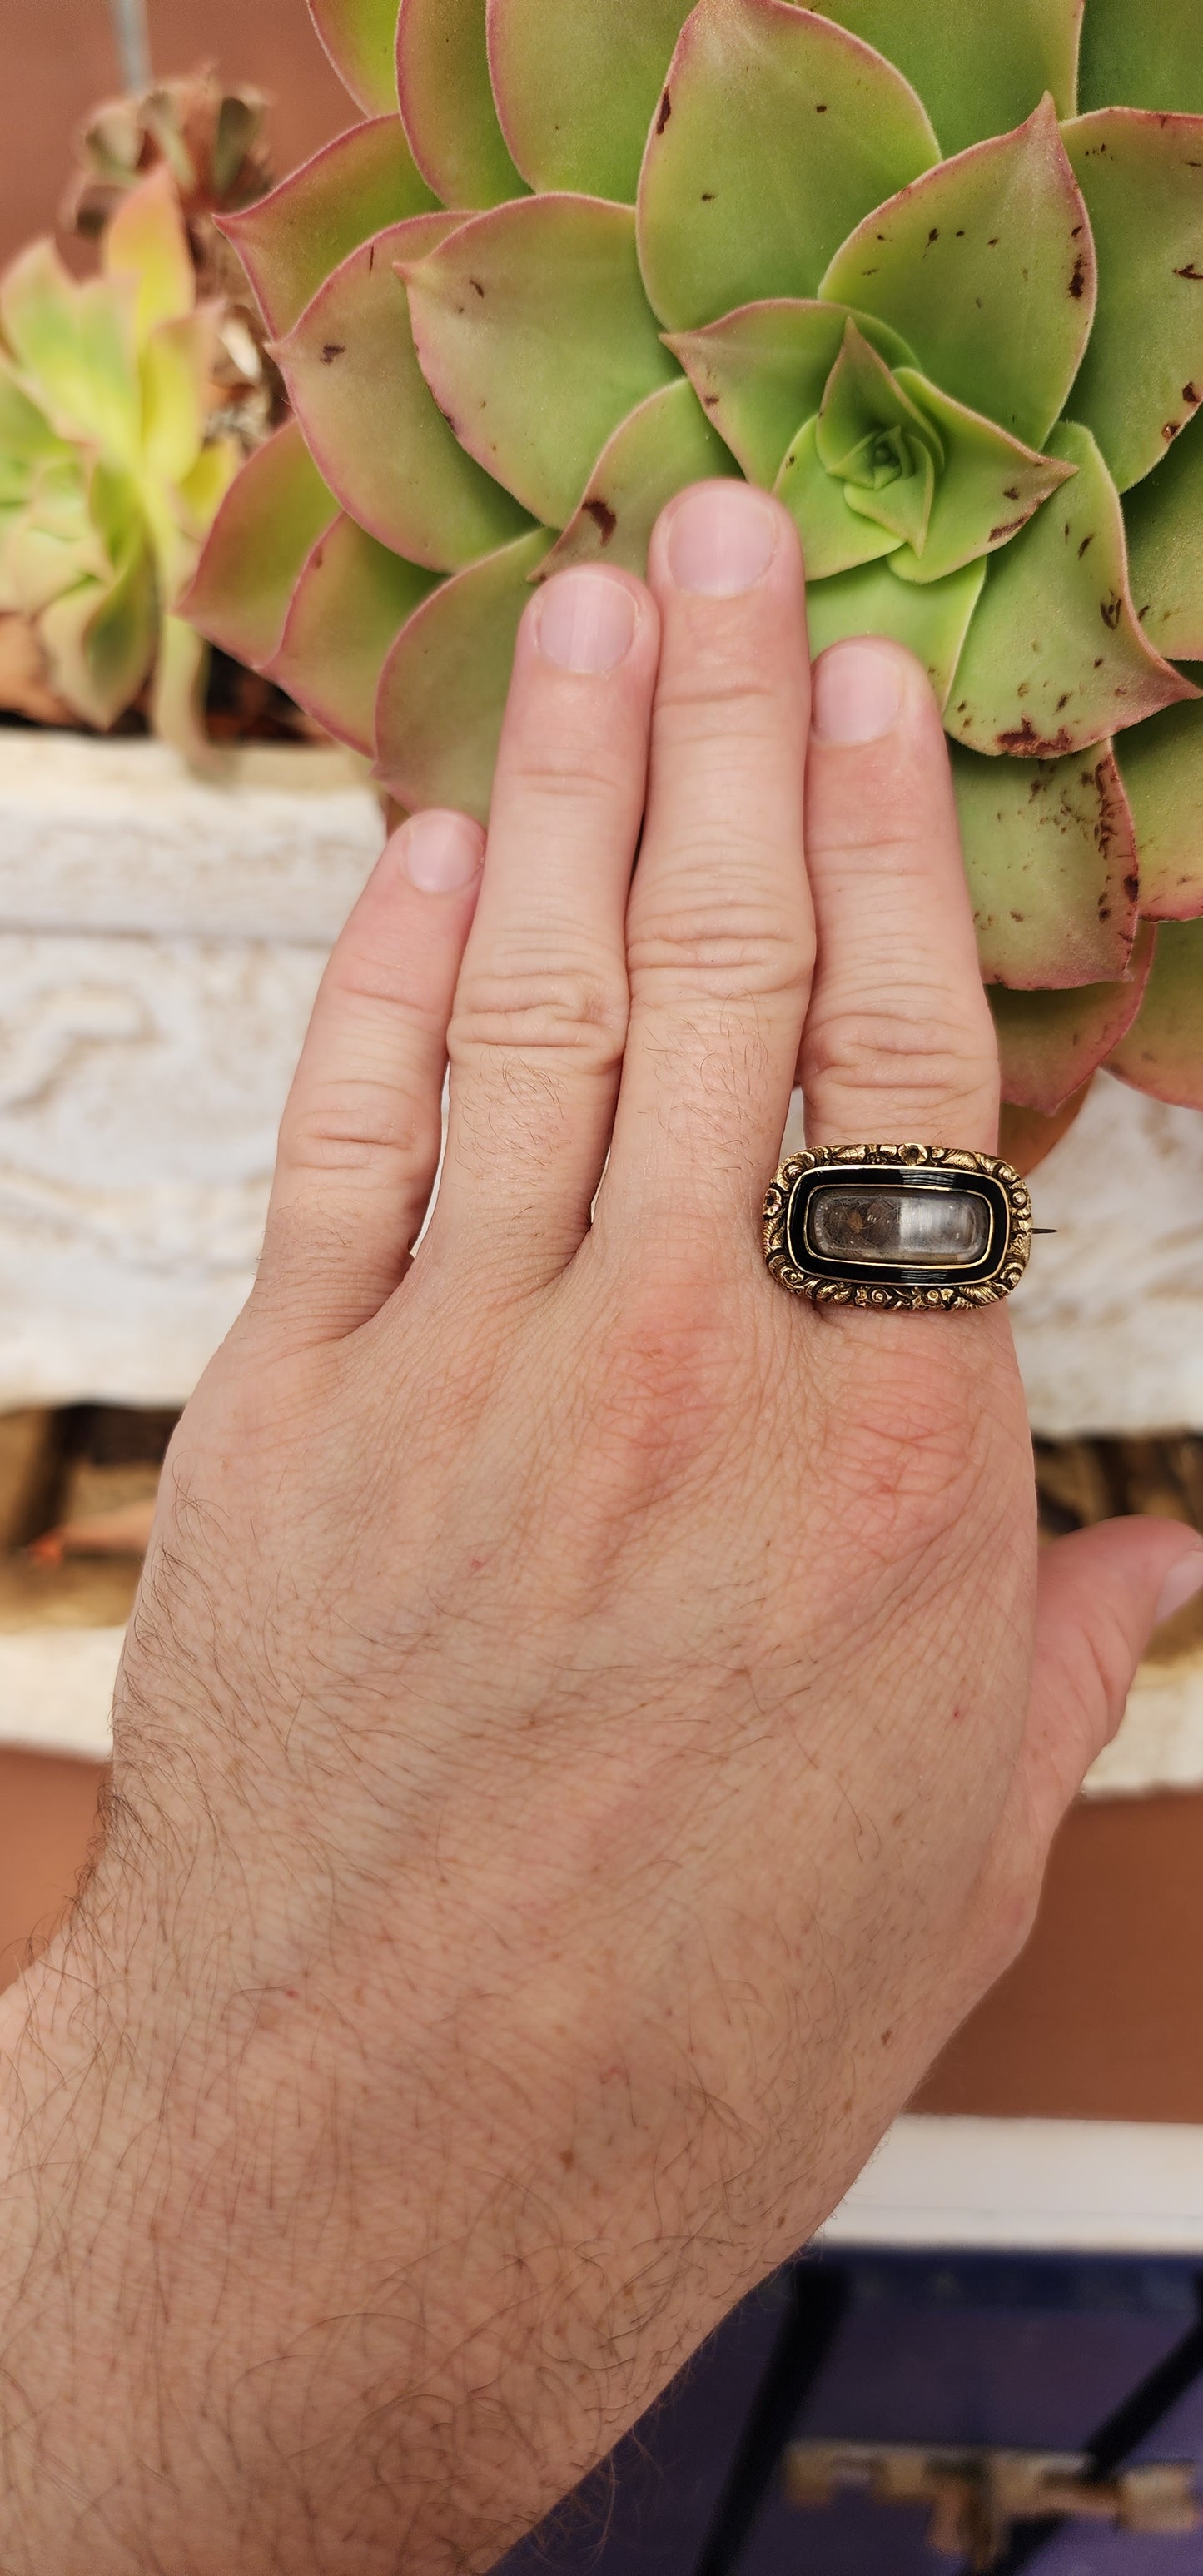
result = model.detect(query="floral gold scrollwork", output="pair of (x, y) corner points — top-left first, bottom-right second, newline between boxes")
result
(763, 1141), (1033, 1310)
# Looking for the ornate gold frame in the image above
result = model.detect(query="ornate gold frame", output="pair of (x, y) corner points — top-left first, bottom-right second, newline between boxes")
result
(763, 1141), (1034, 1311)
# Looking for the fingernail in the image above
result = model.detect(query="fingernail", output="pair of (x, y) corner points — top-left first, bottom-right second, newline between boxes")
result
(536, 569), (636, 674)
(395, 810), (484, 894)
(667, 482), (778, 596)
(812, 640), (904, 744)
(1155, 1545), (1203, 1629)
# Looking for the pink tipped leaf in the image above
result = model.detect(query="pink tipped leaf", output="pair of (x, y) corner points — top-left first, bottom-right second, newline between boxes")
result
(998, 1083), (1094, 1176)
(403, 195), (678, 526)
(268, 515), (439, 758)
(950, 738), (1140, 988)
(1125, 410), (1203, 663)
(637, 0), (937, 332)
(822, 99), (1096, 449)
(1115, 694), (1203, 921)
(488, 0), (693, 201)
(667, 298), (915, 487)
(181, 418), (338, 669)
(221, 120), (438, 341)
(811, 0), (1083, 158)
(948, 420), (1197, 758)
(103, 166), (195, 341)
(1063, 112), (1203, 493)
(1107, 918), (1203, 1107)
(990, 923), (1155, 1111)
(539, 377), (738, 579)
(375, 525), (554, 820)
(307, 0), (400, 116)
(277, 215), (532, 569)
(396, 0), (525, 208)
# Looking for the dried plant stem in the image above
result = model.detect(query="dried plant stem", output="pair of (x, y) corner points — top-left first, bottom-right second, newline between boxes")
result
(108, 0), (152, 92)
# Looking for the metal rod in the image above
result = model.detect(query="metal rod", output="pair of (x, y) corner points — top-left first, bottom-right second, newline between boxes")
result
(108, 0), (152, 92)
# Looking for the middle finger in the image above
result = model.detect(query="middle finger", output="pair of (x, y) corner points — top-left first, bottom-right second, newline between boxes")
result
(604, 483), (814, 1246)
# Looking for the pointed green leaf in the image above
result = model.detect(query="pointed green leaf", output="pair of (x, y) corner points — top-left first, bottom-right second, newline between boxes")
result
(103, 167), (195, 342)
(1063, 112), (1203, 493)
(1115, 688), (1203, 921)
(822, 100), (1095, 447)
(1079, 0), (1203, 117)
(891, 372), (1075, 584)
(951, 738), (1139, 988)
(776, 415), (902, 578)
(540, 378), (738, 579)
(812, 0), (1082, 158)
(307, 0), (400, 115)
(396, 0), (525, 207)
(637, 0), (937, 332)
(814, 321), (939, 552)
(667, 298), (915, 487)
(181, 419), (337, 668)
(1125, 410), (1203, 662)
(1107, 918), (1203, 1107)
(3, 457), (107, 614)
(404, 196), (678, 526)
(1, 244), (140, 464)
(489, 0), (692, 201)
(270, 515), (439, 757)
(0, 361), (60, 468)
(948, 420), (1196, 758)
(990, 924), (1155, 1110)
(807, 554), (985, 709)
(375, 526), (554, 821)
(38, 537), (159, 731)
(279, 215), (532, 569)
(221, 119), (438, 341)
(150, 614), (213, 770)
(140, 313), (213, 487)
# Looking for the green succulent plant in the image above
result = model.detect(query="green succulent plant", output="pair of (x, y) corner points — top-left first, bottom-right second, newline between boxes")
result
(186, 0), (1203, 1141)
(0, 165), (243, 755)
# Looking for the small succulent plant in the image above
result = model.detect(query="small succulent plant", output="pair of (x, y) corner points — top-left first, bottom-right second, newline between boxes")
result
(186, 0), (1203, 1142)
(0, 166), (247, 756)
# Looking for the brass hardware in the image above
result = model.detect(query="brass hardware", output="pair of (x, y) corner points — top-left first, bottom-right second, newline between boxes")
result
(783, 2438), (1199, 2568)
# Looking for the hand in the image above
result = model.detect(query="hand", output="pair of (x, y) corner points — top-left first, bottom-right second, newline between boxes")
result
(3, 482), (1199, 2576)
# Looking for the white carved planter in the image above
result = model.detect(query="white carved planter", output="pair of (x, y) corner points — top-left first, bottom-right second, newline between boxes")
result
(1, 729), (1201, 1781)
(0, 731), (382, 1410)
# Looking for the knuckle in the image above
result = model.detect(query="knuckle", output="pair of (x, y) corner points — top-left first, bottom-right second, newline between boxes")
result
(629, 898), (813, 1007)
(804, 996), (997, 1115)
(655, 664), (794, 738)
(450, 959), (629, 1072)
(504, 734), (634, 813)
(281, 1074), (441, 1181)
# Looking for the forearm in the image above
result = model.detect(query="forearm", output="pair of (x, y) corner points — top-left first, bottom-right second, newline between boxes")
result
(0, 1852), (708, 2576)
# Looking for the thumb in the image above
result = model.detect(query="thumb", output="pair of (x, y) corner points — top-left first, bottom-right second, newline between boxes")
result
(1023, 1517), (1203, 1840)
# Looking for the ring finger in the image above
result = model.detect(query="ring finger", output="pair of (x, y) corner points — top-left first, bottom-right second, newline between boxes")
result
(799, 639), (1000, 1155)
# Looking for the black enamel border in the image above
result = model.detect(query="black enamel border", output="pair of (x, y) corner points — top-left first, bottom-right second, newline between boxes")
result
(784, 1162), (1012, 1292)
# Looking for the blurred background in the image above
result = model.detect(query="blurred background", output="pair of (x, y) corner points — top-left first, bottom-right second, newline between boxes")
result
(0, 0), (347, 270)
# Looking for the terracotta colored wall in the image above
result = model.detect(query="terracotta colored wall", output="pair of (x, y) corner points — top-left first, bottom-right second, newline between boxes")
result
(0, 0), (352, 268)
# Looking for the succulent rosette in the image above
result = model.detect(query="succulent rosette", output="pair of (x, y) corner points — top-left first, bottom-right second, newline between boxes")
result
(0, 167), (246, 754)
(186, 0), (1203, 1139)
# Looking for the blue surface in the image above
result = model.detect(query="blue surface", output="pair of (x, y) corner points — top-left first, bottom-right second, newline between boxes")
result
(495, 2256), (1203, 2574)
